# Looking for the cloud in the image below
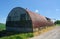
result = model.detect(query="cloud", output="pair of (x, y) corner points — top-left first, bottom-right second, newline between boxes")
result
(35, 10), (39, 13)
(56, 9), (60, 11)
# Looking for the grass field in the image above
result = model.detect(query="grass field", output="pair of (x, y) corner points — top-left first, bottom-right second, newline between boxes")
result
(0, 23), (6, 31)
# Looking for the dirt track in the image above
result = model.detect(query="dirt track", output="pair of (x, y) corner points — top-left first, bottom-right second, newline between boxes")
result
(30, 26), (60, 39)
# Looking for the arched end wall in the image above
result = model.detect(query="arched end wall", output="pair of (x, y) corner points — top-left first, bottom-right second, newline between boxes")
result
(6, 7), (33, 32)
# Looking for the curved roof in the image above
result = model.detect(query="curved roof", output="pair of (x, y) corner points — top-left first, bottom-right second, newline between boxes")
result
(26, 9), (49, 28)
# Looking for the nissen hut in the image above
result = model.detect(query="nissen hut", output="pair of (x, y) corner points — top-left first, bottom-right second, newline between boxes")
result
(6, 7), (54, 33)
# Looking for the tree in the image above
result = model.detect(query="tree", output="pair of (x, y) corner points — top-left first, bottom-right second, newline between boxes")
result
(54, 20), (60, 24)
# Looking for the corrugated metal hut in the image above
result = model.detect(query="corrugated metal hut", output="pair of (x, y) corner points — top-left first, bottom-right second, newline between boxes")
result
(6, 7), (54, 33)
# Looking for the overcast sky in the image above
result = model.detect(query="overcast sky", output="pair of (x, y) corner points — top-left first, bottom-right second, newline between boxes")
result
(0, 0), (60, 23)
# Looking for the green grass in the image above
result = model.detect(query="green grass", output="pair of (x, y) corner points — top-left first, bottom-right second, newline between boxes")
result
(0, 23), (6, 31)
(0, 33), (33, 39)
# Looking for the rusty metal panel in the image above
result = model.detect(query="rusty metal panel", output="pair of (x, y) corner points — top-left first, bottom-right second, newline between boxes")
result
(26, 9), (54, 28)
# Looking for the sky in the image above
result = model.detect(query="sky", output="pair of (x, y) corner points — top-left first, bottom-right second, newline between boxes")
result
(0, 0), (60, 23)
